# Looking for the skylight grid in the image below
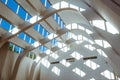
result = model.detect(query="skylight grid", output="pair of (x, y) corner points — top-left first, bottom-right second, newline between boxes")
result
(9, 43), (23, 54)
(40, 0), (65, 29)
(1, 0), (32, 20)
(0, 18), (14, 31)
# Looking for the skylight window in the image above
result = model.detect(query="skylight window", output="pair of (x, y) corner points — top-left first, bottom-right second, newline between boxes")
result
(80, 8), (86, 12)
(103, 40), (111, 48)
(71, 51), (83, 60)
(41, 58), (50, 68)
(29, 15), (41, 24)
(34, 56), (41, 63)
(72, 23), (78, 29)
(70, 4), (79, 10)
(72, 67), (86, 77)
(9, 27), (20, 34)
(84, 60), (100, 70)
(52, 66), (60, 76)
(101, 70), (114, 79)
(92, 20), (105, 30)
(61, 46), (70, 52)
(46, 49), (51, 54)
(60, 59), (71, 67)
(50, 53), (59, 59)
(66, 24), (72, 30)
(47, 33), (57, 40)
(86, 29), (93, 34)
(52, 2), (60, 9)
(75, 40), (83, 44)
(95, 40), (103, 47)
(61, 1), (69, 8)
(106, 22), (119, 34)
(32, 41), (41, 48)
(78, 25), (85, 30)
(83, 36), (88, 41)
(84, 45), (95, 51)
(97, 49), (108, 58)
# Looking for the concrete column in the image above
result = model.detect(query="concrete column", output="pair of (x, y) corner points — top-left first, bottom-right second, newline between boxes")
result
(88, 0), (120, 32)
(0, 42), (9, 79)
(29, 62), (37, 80)
(10, 49), (29, 80)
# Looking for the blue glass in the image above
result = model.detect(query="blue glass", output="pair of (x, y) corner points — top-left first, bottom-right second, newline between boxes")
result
(7, 0), (18, 13)
(56, 15), (59, 24)
(34, 24), (38, 31)
(39, 45), (43, 51)
(10, 25), (15, 30)
(18, 32), (25, 40)
(27, 14), (32, 20)
(39, 25), (43, 34)
(1, 0), (6, 4)
(41, 0), (45, 6)
(43, 46), (47, 52)
(51, 39), (54, 45)
(18, 7), (26, 20)
(46, 0), (51, 9)
(44, 29), (47, 37)
(25, 35), (30, 43)
(54, 39), (57, 45)
(31, 38), (34, 44)
(60, 21), (64, 28)
(1, 19), (10, 31)
(15, 45), (19, 52)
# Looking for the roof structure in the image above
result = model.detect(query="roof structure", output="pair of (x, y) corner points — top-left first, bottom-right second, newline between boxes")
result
(0, 0), (120, 80)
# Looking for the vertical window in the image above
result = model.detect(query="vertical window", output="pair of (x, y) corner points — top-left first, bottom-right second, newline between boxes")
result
(18, 32), (25, 40)
(18, 7), (27, 20)
(7, 0), (18, 13)
(1, 19), (10, 31)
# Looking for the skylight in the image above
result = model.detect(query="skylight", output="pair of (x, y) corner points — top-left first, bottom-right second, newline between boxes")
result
(72, 23), (78, 29)
(60, 59), (71, 67)
(86, 29), (93, 34)
(72, 67), (86, 77)
(50, 53), (59, 59)
(101, 70), (114, 79)
(61, 1), (69, 8)
(71, 51), (83, 60)
(97, 49), (108, 58)
(34, 56), (41, 63)
(90, 78), (95, 80)
(84, 44), (95, 51)
(41, 58), (50, 68)
(46, 49), (51, 54)
(92, 20), (105, 30)
(29, 15), (41, 24)
(52, 2), (60, 9)
(103, 40), (111, 48)
(95, 40), (103, 47)
(52, 66), (60, 76)
(106, 22), (119, 34)
(84, 60), (100, 70)
(61, 46), (70, 52)
(32, 41), (41, 48)
(9, 27), (20, 34)
(80, 8), (86, 12)
(47, 33), (57, 40)
(70, 4), (79, 10)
